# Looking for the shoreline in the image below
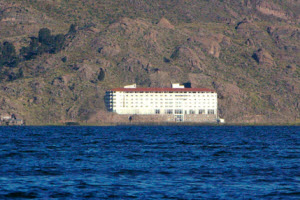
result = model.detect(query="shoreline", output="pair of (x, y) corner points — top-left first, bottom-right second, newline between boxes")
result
(1, 122), (299, 127)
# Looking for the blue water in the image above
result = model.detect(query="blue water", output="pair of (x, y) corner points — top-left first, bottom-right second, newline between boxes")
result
(0, 126), (299, 199)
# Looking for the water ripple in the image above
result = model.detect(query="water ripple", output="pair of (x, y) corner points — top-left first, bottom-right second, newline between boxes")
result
(0, 126), (299, 199)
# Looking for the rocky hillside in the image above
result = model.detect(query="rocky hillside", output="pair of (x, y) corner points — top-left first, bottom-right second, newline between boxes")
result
(0, 0), (299, 124)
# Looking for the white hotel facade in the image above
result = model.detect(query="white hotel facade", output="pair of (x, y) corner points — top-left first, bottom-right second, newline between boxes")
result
(105, 84), (219, 122)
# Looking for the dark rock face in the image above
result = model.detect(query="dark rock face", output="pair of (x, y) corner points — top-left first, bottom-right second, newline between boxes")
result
(235, 19), (255, 36)
(252, 48), (275, 67)
(245, 38), (254, 46)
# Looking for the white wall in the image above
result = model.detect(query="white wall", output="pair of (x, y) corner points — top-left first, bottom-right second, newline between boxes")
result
(109, 91), (218, 116)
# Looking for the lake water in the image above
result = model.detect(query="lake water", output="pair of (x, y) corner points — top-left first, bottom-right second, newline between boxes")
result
(0, 126), (299, 199)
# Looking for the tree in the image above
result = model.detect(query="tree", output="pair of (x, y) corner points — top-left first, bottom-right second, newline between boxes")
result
(0, 27), (67, 72)
(2, 41), (16, 57)
(0, 41), (18, 67)
(38, 43), (52, 54)
(68, 24), (77, 34)
(17, 67), (24, 78)
(0, 44), (2, 68)
(29, 37), (39, 52)
(163, 57), (170, 63)
(20, 37), (39, 60)
(61, 56), (67, 63)
(98, 68), (105, 81)
(38, 28), (51, 45)
(52, 34), (65, 53)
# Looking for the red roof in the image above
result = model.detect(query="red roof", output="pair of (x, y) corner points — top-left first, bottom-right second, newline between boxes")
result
(108, 88), (215, 92)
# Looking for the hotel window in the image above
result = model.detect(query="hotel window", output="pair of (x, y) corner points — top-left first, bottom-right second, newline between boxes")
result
(175, 109), (183, 114)
(155, 109), (160, 114)
(199, 109), (205, 114)
(165, 109), (173, 114)
(208, 109), (214, 114)
(189, 110), (195, 114)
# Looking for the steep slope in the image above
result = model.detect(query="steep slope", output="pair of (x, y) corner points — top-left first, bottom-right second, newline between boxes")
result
(0, 0), (299, 124)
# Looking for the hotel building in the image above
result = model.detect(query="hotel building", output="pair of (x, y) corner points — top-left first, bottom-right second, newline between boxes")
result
(105, 84), (218, 122)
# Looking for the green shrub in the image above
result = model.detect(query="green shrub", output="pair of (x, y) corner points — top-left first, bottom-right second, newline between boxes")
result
(98, 68), (105, 81)
(38, 28), (52, 45)
(0, 41), (19, 68)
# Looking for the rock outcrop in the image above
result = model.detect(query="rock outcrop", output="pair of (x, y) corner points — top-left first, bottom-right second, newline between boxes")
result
(108, 17), (149, 36)
(98, 43), (121, 57)
(252, 48), (275, 67)
(256, 1), (289, 20)
(78, 64), (98, 82)
(157, 17), (174, 29)
(171, 46), (206, 71)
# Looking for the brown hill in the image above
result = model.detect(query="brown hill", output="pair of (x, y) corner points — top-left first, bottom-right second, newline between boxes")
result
(0, 0), (299, 124)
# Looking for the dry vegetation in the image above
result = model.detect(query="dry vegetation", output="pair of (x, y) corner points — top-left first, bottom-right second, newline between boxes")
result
(0, 0), (299, 124)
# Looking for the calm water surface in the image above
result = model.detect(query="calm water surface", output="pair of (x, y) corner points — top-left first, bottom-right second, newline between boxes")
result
(0, 126), (299, 199)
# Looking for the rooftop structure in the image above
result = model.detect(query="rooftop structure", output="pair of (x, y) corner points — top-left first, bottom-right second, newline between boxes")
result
(105, 83), (218, 122)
